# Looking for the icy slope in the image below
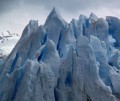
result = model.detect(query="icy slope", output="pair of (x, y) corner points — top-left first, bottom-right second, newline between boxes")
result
(0, 8), (120, 101)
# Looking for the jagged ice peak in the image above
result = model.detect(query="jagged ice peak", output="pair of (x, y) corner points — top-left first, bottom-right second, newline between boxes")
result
(0, 8), (120, 101)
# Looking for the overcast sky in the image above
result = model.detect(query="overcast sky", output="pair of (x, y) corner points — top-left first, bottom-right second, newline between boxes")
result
(0, 0), (120, 35)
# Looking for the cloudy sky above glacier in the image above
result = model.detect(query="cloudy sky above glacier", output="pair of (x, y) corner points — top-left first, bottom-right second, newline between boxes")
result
(0, 0), (120, 34)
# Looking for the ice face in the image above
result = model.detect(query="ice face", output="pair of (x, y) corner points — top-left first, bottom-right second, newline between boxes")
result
(106, 16), (120, 48)
(0, 8), (120, 101)
(89, 12), (98, 23)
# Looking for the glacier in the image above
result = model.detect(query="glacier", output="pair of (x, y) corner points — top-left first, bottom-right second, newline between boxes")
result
(0, 7), (120, 101)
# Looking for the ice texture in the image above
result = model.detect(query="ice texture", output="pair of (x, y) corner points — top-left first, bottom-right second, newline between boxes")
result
(0, 8), (120, 101)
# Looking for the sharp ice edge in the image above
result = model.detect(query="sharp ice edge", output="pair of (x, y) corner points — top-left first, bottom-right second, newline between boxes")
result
(0, 8), (120, 101)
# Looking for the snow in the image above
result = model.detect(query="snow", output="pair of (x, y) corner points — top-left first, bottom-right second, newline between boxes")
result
(108, 35), (116, 43)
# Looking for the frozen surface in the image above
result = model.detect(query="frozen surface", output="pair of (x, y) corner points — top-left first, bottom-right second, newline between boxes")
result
(0, 8), (120, 101)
